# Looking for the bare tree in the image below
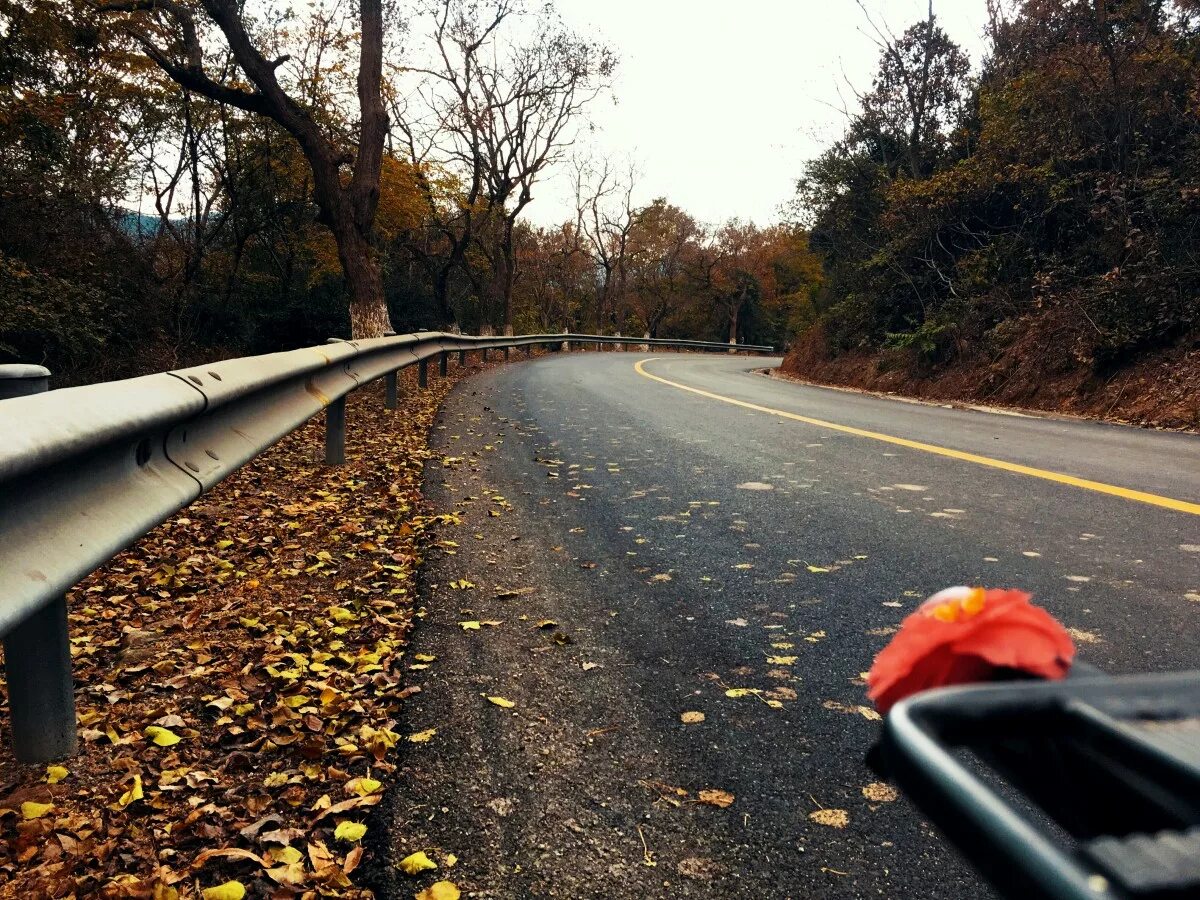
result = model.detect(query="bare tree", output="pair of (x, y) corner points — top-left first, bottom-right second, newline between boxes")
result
(399, 0), (614, 330)
(96, 0), (396, 337)
(573, 155), (639, 332)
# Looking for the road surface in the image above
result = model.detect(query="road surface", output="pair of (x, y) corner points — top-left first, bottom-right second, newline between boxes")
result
(373, 352), (1200, 899)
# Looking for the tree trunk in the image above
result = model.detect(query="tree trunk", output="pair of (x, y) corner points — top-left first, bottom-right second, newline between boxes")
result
(333, 216), (393, 338)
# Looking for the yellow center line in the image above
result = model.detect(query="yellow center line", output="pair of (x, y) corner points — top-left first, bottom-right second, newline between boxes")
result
(633, 357), (1200, 517)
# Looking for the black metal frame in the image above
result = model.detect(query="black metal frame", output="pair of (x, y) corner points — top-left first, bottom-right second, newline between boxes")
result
(880, 671), (1200, 900)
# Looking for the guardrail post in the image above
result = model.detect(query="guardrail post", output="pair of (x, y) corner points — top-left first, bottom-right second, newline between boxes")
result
(0, 364), (77, 762)
(524, 344), (532, 357)
(418, 358), (429, 387)
(481, 348), (489, 362)
(503, 347), (510, 360)
(614, 331), (622, 352)
(385, 372), (398, 410)
(561, 330), (569, 352)
(439, 352), (448, 377)
(6, 595), (77, 762)
(458, 350), (466, 367)
(325, 397), (346, 464)
(641, 332), (651, 352)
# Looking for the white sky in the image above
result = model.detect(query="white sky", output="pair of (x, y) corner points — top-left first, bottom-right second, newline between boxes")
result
(525, 0), (991, 228)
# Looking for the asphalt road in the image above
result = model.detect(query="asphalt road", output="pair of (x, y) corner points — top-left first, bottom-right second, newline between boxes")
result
(375, 352), (1200, 899)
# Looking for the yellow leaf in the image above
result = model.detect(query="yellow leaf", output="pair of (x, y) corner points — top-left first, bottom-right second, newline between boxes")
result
(144, 725), (181, 747)
(201, 882), (247, 900)
(45, 765), (69, 785)
(766, 656), (798, 665)
(263, 772), (289, 788)
(334, 821), (367, 842)
(273, 846), (303, 864)
(414, 654), (437, 662)
(399, 850), (438, 875)
(409, 728), (437, 743)
(117, 775), (143, 808)
(216, 540), (234, 550)
(862, 782), (899, 803)
(487, 696), (515, 708)
(697, 789), (735, 808)
(724, 688), (758, 698)
(809, 808), (849, 828)
(445, 853), (458, 867)
(415, 882), (460, 900)
(348, 776), (383, 796)
(806, 564), (831, 573)
(20, 801), (54, 820)
(458, 621), (481, 631)
(680, 711), (705, 724)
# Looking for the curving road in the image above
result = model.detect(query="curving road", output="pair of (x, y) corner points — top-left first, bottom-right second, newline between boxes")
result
(376, 351), (1200, 899)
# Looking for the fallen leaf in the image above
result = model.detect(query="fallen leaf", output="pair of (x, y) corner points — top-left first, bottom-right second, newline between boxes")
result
(201, 883), (247, 900)
(862, 783), (899, 803)
(415, 882), (460, 900)
(116, 775), (143, 809)
(680, 711), (705, 724)
(697, 789), (734, 808)
(20, 801), (54, 820)
(334, 821), (367, 843)
(193, 848), (267, 868)
(144, 725), (182, 747)
(766, 655), (797, 665)
(347, 776), (382, 796)
(409, 728), (437, 743)
(810, 808), (849, 828)
(45, 765), (69, 785)
(487, 696), (515, 708)
(458, 621), (481, 631)
(399, 850), (438, 875)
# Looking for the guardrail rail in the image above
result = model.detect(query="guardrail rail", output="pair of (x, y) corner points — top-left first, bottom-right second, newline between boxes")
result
(0, 331), (771, 761)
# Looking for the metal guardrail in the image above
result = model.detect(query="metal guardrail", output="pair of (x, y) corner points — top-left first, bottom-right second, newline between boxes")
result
(0, 330), (771, 760)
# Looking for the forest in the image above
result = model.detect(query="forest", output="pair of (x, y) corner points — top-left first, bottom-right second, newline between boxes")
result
(0, 0), (820, 386)
(784, 0), (1200, 424)
(1, 0), (1197, 413)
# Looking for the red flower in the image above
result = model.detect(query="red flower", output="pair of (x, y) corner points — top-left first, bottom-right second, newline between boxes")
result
(867, 587), (1075, 714)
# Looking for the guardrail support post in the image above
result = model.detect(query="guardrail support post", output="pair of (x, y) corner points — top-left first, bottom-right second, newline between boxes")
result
(439, 352), (448, 377)
(385, 372), (398, 410)
(458, 350), (466, 367)
(503, 347), (510, 360)
(325, 397), (346, 464)
(524, 345), (532, 357)
(481, 348), (489, 362)
(418, 358), (429, 387)
(0, 365), (76, 762)
(6, 596), (77, 762)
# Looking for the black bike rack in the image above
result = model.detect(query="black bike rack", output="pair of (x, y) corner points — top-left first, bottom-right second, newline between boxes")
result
(880, 671), (1200, 900)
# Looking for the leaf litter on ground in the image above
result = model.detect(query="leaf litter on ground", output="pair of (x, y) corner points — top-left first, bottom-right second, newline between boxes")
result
(0, 367), (472, 898)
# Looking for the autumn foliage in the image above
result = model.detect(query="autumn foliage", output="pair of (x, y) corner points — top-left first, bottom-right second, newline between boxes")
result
(789, 0), (1200, 410)
(0, 370), (460, 897)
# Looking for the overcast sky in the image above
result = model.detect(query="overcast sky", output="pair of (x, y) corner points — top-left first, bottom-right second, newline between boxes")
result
(525, 0), (991, 228)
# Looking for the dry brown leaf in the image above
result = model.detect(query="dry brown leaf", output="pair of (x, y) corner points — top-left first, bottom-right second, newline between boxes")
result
(697, 789), (735, 808)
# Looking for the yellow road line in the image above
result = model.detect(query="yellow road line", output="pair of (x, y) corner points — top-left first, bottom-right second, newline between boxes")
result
(633, 358), (1200, 516)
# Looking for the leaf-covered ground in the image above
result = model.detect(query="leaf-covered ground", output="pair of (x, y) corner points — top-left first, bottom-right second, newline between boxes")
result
(0, 364), (471, 899)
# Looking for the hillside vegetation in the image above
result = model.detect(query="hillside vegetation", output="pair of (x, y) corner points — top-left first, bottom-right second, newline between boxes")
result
(782, 0), (1200, 428)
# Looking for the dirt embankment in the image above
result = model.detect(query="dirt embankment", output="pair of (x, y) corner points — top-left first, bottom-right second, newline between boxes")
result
(779, 321), (1200, 431)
